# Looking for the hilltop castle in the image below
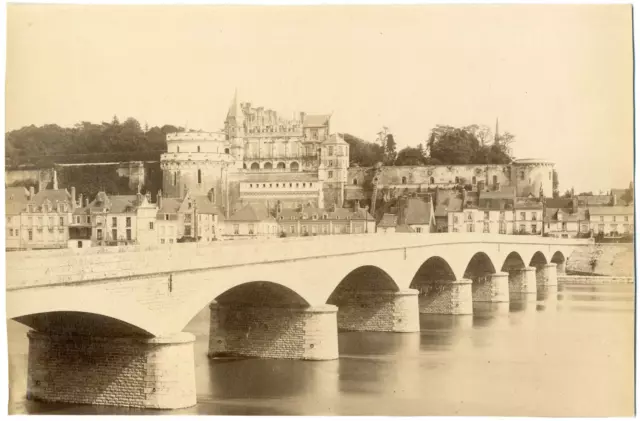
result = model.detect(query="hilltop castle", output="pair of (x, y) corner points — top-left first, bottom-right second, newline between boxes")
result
(160, 94), (554, 216)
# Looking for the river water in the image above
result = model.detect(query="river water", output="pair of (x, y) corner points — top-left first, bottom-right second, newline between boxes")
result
(7, 283), (635, 416)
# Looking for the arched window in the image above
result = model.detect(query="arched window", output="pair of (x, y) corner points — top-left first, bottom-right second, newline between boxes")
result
(455, 176), (460, 184)
(353, 178), (358, 185)
(277, 162), (286, 169)
(197, 169), (202, 184)
(243, 163), (247, 169)
(251, 162), (260, 170)
(402, 176), (407, 185)
(429, 177), (434, 184)
(290, 162), (299, 172)
(197, 146), (201, 152)
(177, 146), (180, 153)
(264, 162), (273, 170)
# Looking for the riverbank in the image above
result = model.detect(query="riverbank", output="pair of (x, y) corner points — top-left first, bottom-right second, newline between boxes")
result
(559, 275), (634, 285)
(566, 243), (634, 277)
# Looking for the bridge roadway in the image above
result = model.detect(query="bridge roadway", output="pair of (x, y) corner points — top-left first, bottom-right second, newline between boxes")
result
(6, 233), (590, 409)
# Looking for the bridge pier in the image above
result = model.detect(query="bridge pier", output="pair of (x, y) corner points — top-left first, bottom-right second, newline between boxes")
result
(472, 272), (509, 303)
(331, 289), (420, 333)
(26, 331), (196, 409)
(536, 263), (558, 287)
(418, 279), (473, 315)
(508, 267), (537, 301)
(208, 302), (339, 360)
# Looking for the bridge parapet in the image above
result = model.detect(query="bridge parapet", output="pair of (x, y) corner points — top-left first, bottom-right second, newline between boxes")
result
(7, 234), (591, 291)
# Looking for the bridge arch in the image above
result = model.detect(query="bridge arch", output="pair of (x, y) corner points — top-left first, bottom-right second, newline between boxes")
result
(529, 250), (548, 268)
(327, 265), (399, 302)
(463, 252), (497, 282)
(215, 281), (310, 308)
(409, 256), (457, 293)
(501, 251), (527, 272)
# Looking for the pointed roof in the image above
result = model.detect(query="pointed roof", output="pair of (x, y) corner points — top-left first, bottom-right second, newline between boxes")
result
(228, 203), (275, 222)
(226, 89), (244, 121)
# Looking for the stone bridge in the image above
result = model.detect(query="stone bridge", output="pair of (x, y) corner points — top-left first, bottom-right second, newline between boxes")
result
(6, 234), (589, 410)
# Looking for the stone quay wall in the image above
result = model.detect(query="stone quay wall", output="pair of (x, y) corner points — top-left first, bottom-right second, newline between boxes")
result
(26, 331), (196, 409)
(558, 275), (634, 285)
(208, 303), (339, 360)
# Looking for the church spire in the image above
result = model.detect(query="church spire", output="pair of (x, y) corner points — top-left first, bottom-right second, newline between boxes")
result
(226, 88), (243, 121)
(494, 117), (500, 143)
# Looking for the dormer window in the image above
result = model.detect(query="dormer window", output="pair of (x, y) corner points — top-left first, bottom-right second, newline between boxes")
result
(312, 214), (318, 220)
(322, 214), (328, 220)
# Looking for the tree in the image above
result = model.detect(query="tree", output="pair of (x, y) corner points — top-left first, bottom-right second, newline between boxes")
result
(552, 170), (560, 198)
(343, 133), (384, 167)
(377, 127), (397, 165)
(621, 181), (634, 206)
(395, 146), (427, 166)
(562, 190), (572, 198)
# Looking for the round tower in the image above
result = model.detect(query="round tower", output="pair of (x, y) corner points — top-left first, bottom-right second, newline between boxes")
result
(160, 131), (236, 205)
(512, 158), (554, 198)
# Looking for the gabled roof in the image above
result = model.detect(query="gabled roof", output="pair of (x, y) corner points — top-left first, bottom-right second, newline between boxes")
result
(29, 189), (72, 208)
(588, 206), (634, 216)
(378, 213), (397, 228)
(192, 195), (225, 219)
(544, 208), (587, 222)
(5, 187), (30, 215)
(395, 224), (415, 233)
(228, 203), (275, 222)
(303, 114), (331, 127)
(403, 198), (433, 225)
(86, 193), (141, 214)
(157, 197), (183, 214)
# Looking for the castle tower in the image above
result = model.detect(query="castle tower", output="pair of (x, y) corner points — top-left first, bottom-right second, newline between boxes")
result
(319, 133), (349, 208)
(224, 90), (246, 167)
(512, 158), (554, 198)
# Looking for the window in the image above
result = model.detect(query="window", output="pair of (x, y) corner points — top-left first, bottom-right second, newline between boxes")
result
(87, 216), (91, 224)
(430, 177), (435, 184)
(184, 226), (191, 236)
(613, 216), (617, 222)
(8, 228), (13, 236)
(493, 175), (498, 185)
(532, 213), (537, 221)
(112, 229), (117, 240)
(77, 241), (83, 248)
(472, 176), (477, 185)
(312, 225), (317, 234)
(312, 129), (318, 139)
(289, 225), (295, 234)
(76, 216), (80, 224)
(302, 225), (308, 234)
(416, 227), (422, 233)
(499, 223), (506, 234)
(625, 216), (629, 222)
(197, 146), (201, 152)
(161, 239), (165, 244)
(519, 224), (526, 233)
(520, 212), (526, 220)
(562, 222), (567, 231)
(484, 211), (489, 220)
(126, 229), (132, 240)
(455, 177), (460, 184)
(531, 224), (537, 234)
(233, 224), (239, 235)
(466, 223), (474, 233)
(165, 214), (170, 221)
(149, 222), (154, 230)
(328, 171), (333, 179)
(520, 171), (525, 180)
(466, 213), (473, 221)
(353, 178), (358, 185)
(322, 225), (328, 234)
(177, 146), (180, 153)
(169, 239), (174, 244)
(59, 216), (64, 226)
(328, 146), (334, 156)
(126, 217), (131, 227)
(453, 215), (459, 224)
(402, 176), (407, 185)
(248, 224), (255, 235)
(27, 230), (33, 240)
(97, 229), (103, 240)
(483, 222), (490, 233)
(198, 170), (202, 184)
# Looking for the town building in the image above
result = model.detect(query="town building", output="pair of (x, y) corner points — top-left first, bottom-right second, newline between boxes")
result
(514, 198), (544, 235)
(543, 198), (589, 238)
(225, 203), (278, 238)
(587, 206), (634, 237)
(5, 187), (31, 250)
(276, 203), (375, 236)
(19, 185), (75, 250)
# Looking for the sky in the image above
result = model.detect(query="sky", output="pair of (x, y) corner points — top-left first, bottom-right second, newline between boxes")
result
(5, 4), (634, 194)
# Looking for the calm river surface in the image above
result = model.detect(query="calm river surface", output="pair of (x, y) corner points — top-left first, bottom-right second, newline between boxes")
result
(7, 283), (635, 416)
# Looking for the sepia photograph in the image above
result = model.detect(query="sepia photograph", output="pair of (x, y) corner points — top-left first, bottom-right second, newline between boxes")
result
(3, 3), (636, 417)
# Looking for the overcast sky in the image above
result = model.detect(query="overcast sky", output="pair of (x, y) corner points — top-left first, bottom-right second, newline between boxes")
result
(6, 4), (633, 194)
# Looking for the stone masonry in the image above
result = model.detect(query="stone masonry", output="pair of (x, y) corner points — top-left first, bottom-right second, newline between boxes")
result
(208, 303), (339, 360)
(418, 280), (473, 315)
(509, 267), (537, 299)
(26, 331), (196, 409)
(472, 272), (509, 303)
(331, 289), (420, 333)
(536, 263), (558, 287)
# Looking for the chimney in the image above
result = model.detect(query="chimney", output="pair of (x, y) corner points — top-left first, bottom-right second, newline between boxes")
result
(85, 197), (89, 208)
(353, 199), (360, 212)
(78, 193), (84, 208)
(71, 187), (76, 209)
(29, 186), (35, 198)
(53, 169), (58, 190)
(157, 190), (163, 209)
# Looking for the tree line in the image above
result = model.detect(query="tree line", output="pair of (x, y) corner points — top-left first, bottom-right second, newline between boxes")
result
(342, 124), (514, 168)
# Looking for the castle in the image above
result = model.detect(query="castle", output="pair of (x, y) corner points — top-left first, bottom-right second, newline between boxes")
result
(160, 94), (554, 216)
